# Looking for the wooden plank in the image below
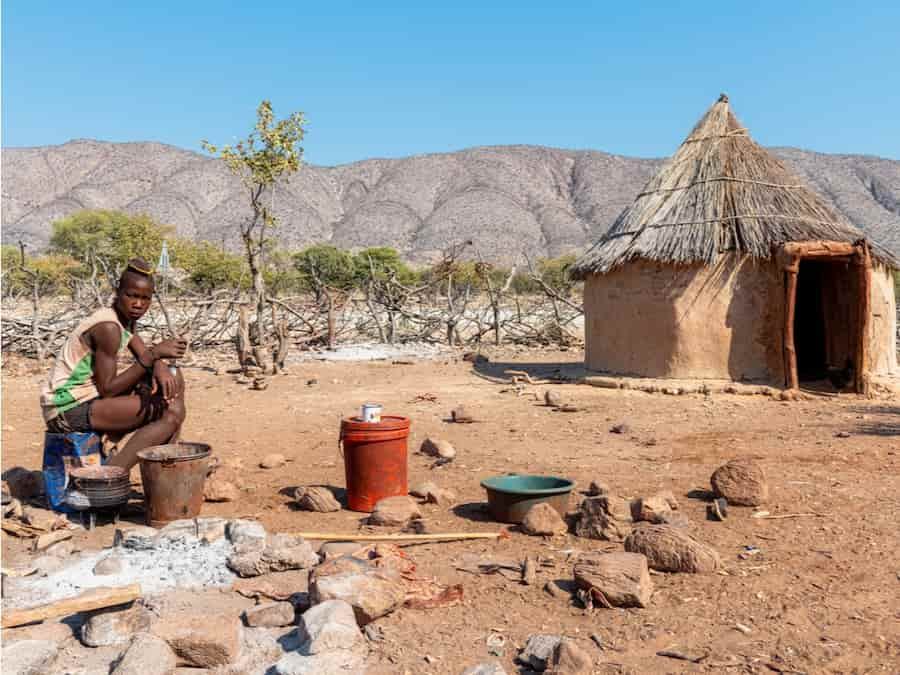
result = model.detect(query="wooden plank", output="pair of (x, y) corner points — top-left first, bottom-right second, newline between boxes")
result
(856, 244), (872, 394)
(1, 584), (142, 628)
(782, 241), (857, 258)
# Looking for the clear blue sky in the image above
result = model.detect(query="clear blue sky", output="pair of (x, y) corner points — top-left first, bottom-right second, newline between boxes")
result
(3, 1), (899, 165)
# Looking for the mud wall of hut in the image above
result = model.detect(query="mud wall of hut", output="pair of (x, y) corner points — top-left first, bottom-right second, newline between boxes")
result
(583, 256), (783, 382)
(868, 264), (897, 376)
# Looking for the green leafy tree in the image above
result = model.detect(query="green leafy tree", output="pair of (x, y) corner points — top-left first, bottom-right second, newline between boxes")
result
(202, 101), (307, 363)
(171, 240), (247, 292)
(293, 244), (357, 296)
(49, 210), (172, 277)
(353, 247), (417, 286)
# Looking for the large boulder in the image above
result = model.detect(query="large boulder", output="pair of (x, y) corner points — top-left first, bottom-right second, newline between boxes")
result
(367, 496), (422, 527)
(521, 502), (567, 536)
(574, 496), (631, 542)
(573, 552), (653, 608)
(624, 524), (721, 573)
(81, 604), (153, 647)
(1, 639), (59, 675)
(274, 599), (366, 675)
(112, 634), (177, 675)
(711, 458), (768, 506)
(153, 614), (242, 668)
(309, 556), (406, 625)
(227, 534), (319, 577)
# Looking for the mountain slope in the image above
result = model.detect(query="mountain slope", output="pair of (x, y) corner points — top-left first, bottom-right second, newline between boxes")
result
(3, 140), (898, 263)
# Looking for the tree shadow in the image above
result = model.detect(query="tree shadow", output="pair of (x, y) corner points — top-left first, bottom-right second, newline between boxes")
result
(849, 405), (900, 437)
(470, 359), (588, 385)
(686, 488), (715, 502)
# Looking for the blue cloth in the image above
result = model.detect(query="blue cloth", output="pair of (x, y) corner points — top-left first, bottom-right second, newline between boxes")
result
(42, 431), (104, 513)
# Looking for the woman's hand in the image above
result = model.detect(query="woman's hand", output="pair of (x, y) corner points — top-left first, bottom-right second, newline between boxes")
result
(153, 361), (180, 400)
(154, 337), (188, 360)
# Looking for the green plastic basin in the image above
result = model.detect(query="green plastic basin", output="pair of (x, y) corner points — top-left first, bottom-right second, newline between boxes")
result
(480, 474), (575, 524)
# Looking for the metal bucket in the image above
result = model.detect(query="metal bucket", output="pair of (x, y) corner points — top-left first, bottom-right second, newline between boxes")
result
(480, 474), (575, 524)
(137, 442), (211, 527)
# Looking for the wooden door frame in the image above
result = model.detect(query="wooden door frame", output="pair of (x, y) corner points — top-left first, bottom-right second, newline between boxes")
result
(780, 241), (871, 393)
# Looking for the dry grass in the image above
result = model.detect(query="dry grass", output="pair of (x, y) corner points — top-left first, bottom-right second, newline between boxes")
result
(572, 94), (896, 277)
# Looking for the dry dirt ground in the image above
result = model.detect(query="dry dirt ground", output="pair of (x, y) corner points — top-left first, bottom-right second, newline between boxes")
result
(2, 348), (900, 674)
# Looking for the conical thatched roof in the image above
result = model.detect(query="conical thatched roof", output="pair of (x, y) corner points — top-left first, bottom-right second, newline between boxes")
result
(572, 95), (894, 278)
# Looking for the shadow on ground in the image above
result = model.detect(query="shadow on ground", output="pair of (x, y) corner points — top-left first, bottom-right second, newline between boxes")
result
(849, 405), (900, 437)
(470, 359), (588, 384)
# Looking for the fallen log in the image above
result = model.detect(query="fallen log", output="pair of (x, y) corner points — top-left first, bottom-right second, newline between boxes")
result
(1, 583), (142, 628)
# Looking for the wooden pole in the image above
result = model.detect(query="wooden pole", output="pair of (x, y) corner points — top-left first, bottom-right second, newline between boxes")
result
(856, 244), (872, 394)
(783, 256), (800, 390)
(293, 531), (505, 543)
(1, 584), (141, 629)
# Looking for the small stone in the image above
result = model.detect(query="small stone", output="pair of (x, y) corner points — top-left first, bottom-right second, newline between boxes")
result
(275, 650), (366, 675)
(835, 431), (851, 438)
(544, 390), (563, 407)
(204, 476), (239, 502)
(296, 599), (365, 654)
(228, 533), (319, 577)
(424, 487), (456, 507)
(81, 604), (152, 647)
(420, 438), (456, 459)
(319, 541), (366, 559)
(521, 502), (567, 536)
(609, 423), (631, 434)
(310, 557), (407, 625)
(153, 614), (242, 668)
(368, 496), (422, 526)
(243, 601), (295, 627)
(631, 495), (673, 524)
(157, 519), (198, 544)
(409, 481), (439, 498)
(710, 458), (769, 506)
(294, 486), (342, 512)
(543, 580), (573, 601)
(1, 639), (59, 675)
(196, 516), (228, 543)
(548, 639), (592, 674)
(3, 468), (44, 500)
(260, 453), (286, 469)
(574, 496), (631, 542)
(451, 406), (474, 423)
(112, 633), (177, 675)
(586, 481), (609, 497)
(461, 663), (508, 675)
(93, 555), (124, 576)
(519, 634), (562, 671)
(227, 519), (267, 548)
(707, 498), (728, 521)
(624, 524), (721, 573)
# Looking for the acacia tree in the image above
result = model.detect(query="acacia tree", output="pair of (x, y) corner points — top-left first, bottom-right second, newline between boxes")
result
(202, 101), (306, 369)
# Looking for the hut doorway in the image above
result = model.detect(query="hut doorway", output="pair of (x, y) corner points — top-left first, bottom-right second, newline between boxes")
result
(783, 242), (871, 392)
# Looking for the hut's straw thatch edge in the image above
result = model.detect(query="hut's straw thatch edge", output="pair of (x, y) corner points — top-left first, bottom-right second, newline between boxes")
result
(572, 95), (897, 279)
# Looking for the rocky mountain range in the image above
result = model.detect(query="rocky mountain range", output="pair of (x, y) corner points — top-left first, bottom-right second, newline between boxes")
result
(3, 140), (899, 263)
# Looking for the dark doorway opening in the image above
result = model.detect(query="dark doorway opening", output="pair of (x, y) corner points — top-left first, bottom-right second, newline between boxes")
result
(793, 259), (860, 383)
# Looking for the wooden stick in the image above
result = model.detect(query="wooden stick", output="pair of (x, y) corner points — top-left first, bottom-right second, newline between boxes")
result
(752, 513), (826, 520)
(32, 529), (73, 552)
(1, 584), (142, 628)
(293, 531), (505, 542)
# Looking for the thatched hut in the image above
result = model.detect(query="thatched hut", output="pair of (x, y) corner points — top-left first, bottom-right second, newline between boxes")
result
(572, 95), (897, 392)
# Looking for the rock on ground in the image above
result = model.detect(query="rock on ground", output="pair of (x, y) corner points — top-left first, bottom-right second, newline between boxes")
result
(319, 542), (366, 559)
(631, 494), (674, 524)
(573, 552), (653, 608)
(275, 599), (367, 674)
(409, 481), (438, 498)
(424, 487), (456, 506)
(586, 481), (609, 496)
(259, 453), (286, 469)
(547, 639), (592, 674)
(275, 649), (367, 675)
(521, 502), (567, 536)
(461, 663), (508, 675)
(711, 457), (769, 506)
(204, 476), (239, 502)
(309, 556), (406, 625)
(624, 524), (721, 573)
(367, 496), (422, 526)
(196, 517), (228, 543)
(1, 639), (59, 675)
(420, 437), (457, 459)
(574, 496), (631, 542)
(228, 534), (320, 577)
(226, 519), (267, 548)
(112, 633), (177, 675)
(294, 486), (342, 512)
(519, 634), (562, 671)
(153, 614), (242, 668)
(451, 406), (474, 423)
(544, 390), (563, 407)
(81, 604), (153, 647)
(243, 601), (295, 627)
(93, 555), (124, 576)
(3, 467), (44, 499)
(115, 525), (159, 550)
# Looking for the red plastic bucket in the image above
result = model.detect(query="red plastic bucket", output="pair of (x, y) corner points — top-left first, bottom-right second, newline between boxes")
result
(340, 415), (410, 512)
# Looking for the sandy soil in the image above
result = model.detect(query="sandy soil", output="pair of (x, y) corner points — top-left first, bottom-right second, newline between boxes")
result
(2, 348), (900, 674)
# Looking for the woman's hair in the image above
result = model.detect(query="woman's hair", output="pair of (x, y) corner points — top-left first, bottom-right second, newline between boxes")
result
(118, 258), (155, 289)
